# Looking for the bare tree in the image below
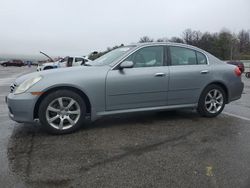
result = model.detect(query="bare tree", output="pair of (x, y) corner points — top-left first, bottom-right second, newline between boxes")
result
(238, 30), (250, 53)
(156, 38), (164, 42)
(182, 29), (193, 44)
(192, 30), (202, 46)
(169, 37), (184, 43)
(139, 36), (154, 43)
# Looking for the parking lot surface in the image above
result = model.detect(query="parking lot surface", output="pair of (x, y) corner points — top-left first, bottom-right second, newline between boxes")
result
(1, 67), (250, 188)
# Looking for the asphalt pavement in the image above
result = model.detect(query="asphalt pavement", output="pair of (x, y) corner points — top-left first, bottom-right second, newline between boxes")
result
(0, 66), (250, 188)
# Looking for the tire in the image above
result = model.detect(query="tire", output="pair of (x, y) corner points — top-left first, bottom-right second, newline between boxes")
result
(38, 90), (86, 134)
(197, 84), (226, 117)
(3, 63), (7, 67)
(246, 72), (250, 78)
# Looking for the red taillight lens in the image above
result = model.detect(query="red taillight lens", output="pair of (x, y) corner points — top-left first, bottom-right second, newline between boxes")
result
(234, 67), (242, 77)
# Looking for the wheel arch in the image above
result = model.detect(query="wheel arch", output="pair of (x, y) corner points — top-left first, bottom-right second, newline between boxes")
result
(43, 66), (54, 70)
(34, 86), (91, 119)
(202, 81), (229, 103)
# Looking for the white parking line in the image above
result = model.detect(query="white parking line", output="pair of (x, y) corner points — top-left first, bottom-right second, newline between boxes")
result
(223, 112), (250, 121)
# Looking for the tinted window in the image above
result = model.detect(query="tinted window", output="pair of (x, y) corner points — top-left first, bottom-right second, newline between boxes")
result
(75, 58), (83, 62)
(59, 57), (68, 63)
(125, 46), (164, 68)
(196, 52), (207, 64)
(170, 46), (197, 66)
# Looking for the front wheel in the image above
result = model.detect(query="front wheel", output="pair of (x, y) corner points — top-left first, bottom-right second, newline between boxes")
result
(38, 90), (86, 134)
(197, 85), (226, 117)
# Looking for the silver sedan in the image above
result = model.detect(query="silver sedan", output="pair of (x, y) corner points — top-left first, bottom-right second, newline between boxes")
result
(6, 43), (244, 134)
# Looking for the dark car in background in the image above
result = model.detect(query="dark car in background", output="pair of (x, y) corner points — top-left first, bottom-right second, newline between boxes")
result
(1, 60), (25, 67)
(227, 61), (245, 73)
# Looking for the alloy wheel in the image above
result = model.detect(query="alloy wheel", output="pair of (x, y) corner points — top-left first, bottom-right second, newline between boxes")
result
(204, 89), (224, 114)
(45, 97), (81, 130)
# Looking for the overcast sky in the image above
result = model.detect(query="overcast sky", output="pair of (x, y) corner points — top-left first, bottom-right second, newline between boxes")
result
(0, 0), (250, 59)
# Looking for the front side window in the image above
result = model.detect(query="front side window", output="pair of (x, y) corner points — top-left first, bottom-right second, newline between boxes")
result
(124, 46), (164, 68)
(169, 46), (197, 66)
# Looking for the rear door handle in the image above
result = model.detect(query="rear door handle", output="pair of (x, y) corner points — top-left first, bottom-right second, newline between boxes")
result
(201, 70), (209, 74)
(154, 73), (166, 77)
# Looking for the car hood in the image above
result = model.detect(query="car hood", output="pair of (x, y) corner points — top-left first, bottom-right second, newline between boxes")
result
(14, 65), (110, 85)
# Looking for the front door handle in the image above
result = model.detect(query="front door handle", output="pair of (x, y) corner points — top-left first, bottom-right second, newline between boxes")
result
(154, 73), (166, 77)
(201, 70), (209, 74)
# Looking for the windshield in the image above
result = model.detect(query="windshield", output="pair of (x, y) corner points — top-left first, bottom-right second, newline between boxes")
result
(89, 46), (134, 66)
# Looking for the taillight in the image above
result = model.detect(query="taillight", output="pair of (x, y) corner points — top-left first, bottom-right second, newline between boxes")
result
(234, 67), (242, 77)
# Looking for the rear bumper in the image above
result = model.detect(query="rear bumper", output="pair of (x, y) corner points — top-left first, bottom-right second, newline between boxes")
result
(6, 93), (38, 123)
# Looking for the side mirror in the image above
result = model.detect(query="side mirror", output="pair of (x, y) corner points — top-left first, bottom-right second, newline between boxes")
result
(119, 61), (134, 69)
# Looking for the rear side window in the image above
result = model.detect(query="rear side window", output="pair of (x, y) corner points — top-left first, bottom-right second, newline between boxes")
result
(169, 46), (197, 66)
(196, 51), (207, 64)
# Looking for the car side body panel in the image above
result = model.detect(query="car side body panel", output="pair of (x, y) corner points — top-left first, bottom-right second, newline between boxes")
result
(105, 66), (169, 111)
(6, 42), (244, 123)
(168, 64), (212, 105)
(207, 63), (244, 103)
(26, 66), (109, 121)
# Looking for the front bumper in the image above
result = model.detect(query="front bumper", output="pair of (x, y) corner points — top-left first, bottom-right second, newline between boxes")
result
(6, 93), (38, 123)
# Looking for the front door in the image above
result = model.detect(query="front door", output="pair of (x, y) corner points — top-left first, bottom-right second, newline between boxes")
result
(106, 46), (169, 111)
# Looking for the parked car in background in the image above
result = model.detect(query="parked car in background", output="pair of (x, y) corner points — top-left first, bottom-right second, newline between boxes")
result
(1, 60), (25, 67)
(37, 56), (91, 71)
(227, 61), (245, 73)
(6, 42), (244, 134)
(31, 61), (39, 66)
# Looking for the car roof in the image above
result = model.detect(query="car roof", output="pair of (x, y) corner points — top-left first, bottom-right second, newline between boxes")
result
(132, 42), (203, 50)
(126, 42), (209, 56)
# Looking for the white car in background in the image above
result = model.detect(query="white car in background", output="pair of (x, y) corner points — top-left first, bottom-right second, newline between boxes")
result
(37, 56), (91, 71)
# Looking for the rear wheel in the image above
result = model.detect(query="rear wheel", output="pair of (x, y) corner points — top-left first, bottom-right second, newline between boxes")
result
(197, 84), (226, 117)
(38, 90), (86, 134)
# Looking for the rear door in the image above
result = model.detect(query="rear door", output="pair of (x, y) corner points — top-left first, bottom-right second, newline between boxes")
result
(168, 46), (211, 105)
(106, 46), (169, 111)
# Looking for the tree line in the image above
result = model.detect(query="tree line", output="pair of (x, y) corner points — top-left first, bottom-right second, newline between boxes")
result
(89, 29), (250, 61)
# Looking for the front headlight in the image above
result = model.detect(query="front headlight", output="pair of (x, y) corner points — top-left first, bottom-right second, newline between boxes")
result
(14, 75), (43, 94)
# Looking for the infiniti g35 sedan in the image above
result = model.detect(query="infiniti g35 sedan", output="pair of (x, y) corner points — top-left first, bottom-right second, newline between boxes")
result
(6, 42), (244, 134)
